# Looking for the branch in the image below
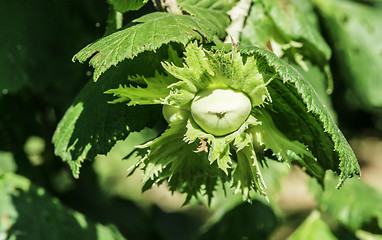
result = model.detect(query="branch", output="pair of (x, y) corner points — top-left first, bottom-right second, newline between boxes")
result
(164, 0), (182, 15)
(224, 0), (252, 44)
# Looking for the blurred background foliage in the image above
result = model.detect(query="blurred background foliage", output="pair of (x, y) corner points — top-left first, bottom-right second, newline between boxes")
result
(1, 0), (382, 239)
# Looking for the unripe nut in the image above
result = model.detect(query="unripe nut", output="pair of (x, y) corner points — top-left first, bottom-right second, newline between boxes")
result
(190, 88), (251, 136)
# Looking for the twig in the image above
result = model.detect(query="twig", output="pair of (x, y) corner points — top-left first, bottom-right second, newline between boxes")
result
(164, 0), (182, 15)
(224, 0), (252, 44)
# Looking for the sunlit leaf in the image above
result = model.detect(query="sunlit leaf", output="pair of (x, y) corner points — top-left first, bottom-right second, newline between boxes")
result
(73, 12), (218, 81)
(288, 211), (337, 240)
(177, 0), (235, 38)
(107, 0), (148, 12)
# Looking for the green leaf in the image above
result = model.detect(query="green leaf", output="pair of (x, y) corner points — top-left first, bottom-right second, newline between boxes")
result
(52, 62), (161, 178)
(309, 171), (382, 232)
(264, 0), (331, 60)
(241, 0), (331, 78)
(0, 0), (107, 97)
(291, 61), (337, 119)
(0, 151), (17, 174)
(313, 0), (382, 109)
(0, 173), (125, 240)
(288, 211), (337, 240)
(249, 110), (325, 181)
(177, 0), (235, 38)
(73, 12), (218, 81)
(239, 46), (360, 185)
(252, 110), (315, 162)
(240, 1), (273, 49)
(200, 201), (277, 240)
(107, 0), (148, 13)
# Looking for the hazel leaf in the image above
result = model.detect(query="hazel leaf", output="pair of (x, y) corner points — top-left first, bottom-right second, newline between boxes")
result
(73, 12), (218, 81)
(239, 46), (360, 185)
(107, 0), (148, 13)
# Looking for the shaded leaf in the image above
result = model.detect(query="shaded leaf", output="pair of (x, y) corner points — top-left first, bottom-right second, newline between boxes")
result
(52, 61), (161, 178)
(0, 173), (125, 240)
(200, 201), (277, 240)
(309, 171), (382, 232)
(240, 0), (332, 94)
(314, 0), (382, 109)
(73, 12), (218, 81)
(239, 46), (360, 185)
(0, 0), (107, 98)
(250, 110), (324, 182)
(264, 0), (331, 61)
(242, 0), (330, 61)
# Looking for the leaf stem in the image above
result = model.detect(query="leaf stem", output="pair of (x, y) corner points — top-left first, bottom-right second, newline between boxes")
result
(116, 11), (123, 29)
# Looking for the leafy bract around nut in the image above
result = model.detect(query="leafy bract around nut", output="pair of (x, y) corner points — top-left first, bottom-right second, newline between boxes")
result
(107, 42), (360, 203)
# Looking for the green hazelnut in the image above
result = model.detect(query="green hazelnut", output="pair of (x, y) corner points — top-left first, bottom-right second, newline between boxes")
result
(190, 88), (251, 136)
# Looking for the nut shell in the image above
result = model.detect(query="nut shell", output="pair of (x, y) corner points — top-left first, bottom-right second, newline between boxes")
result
(191, 88), (251, 136)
